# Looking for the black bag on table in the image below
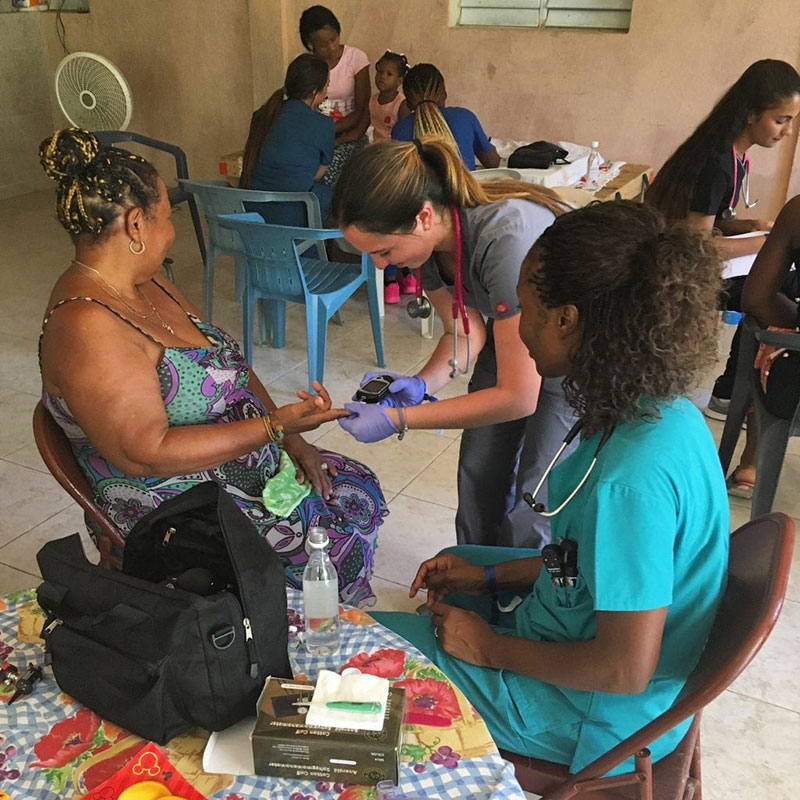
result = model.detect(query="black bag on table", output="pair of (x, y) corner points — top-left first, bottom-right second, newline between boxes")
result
(508, 140), (570, 169)
(36, 481), (291, 744)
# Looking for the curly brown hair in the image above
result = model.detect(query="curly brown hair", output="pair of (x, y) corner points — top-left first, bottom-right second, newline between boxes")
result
(523, 201), (722, 435)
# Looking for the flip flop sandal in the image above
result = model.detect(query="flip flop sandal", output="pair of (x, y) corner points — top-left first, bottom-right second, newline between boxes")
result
(726, 472), (755, 500)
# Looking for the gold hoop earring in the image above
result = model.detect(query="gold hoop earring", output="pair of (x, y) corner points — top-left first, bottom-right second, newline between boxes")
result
(129, 240), (146, 255)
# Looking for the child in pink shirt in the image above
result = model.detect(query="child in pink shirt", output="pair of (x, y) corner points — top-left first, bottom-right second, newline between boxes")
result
(369, 51), (409, 142)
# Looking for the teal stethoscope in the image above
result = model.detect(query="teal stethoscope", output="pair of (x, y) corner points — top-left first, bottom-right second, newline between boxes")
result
(523, 420), (615, 516)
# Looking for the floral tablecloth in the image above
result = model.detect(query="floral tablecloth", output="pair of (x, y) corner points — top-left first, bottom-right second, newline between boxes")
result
(0, 588), (525, 800)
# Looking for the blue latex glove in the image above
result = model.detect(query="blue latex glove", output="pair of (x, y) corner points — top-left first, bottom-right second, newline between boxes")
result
(354, 371), (429, 408)
(338, 402), (400, 443)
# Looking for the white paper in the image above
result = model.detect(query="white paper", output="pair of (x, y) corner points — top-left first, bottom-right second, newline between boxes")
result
(202, 716), (256, 775)
(305, 669), (389, 731)
(721, 231), (767, 280)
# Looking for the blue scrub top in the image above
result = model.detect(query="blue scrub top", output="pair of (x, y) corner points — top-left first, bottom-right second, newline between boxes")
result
(392, 106), (492, 170)
(513, 398), (730, 772)
(250, 98), (334, 194)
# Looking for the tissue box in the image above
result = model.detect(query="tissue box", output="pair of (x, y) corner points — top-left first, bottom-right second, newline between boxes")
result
(252, 677), (406, 785)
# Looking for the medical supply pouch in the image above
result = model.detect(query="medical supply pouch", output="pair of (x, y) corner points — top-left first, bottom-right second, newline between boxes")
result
(508, 140), (570, 169)
(36, 481), (292, 744)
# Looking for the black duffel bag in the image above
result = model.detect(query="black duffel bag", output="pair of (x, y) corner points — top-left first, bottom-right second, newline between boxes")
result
(508, 140), (570, 169)
(37, 481), (291, 744)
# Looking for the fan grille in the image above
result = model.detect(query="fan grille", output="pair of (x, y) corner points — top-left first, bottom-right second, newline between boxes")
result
(55, 52), (133, 131)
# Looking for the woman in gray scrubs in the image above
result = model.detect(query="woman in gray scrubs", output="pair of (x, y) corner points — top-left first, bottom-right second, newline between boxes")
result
(332, 136), (576, 548)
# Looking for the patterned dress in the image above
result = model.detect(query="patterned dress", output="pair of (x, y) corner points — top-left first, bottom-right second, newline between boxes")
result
(40, 292), (388, 607)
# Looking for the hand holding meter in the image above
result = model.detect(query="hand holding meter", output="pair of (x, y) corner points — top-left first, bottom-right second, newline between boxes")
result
(354, 372), (435, 407)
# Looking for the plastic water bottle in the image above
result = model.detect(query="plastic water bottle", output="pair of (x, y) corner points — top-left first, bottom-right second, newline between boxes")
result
(303, 527), (340, 655)
(585, 141), (601, 189)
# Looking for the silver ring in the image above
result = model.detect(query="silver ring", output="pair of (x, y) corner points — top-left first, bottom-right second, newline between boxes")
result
(433, 626), (439, 639)
(321, 463), (329, 471)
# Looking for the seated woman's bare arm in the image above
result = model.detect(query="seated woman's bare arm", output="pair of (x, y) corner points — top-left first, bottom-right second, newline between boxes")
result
(686, 211), (766, 258)
(742, 195), (800, 328)
(334, 67), (371, 141)
(433, 600), (667, 694)
(41, 303), (343, 477)
(477, 146), (500, 169)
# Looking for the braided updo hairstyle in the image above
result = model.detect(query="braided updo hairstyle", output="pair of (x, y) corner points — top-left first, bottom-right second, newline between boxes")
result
(40, 128), (160, 241)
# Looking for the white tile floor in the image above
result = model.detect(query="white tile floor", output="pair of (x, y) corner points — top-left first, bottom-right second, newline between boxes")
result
(1, 191), (799, 798)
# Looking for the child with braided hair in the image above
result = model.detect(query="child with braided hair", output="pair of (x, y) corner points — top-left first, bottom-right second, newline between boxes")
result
(391, 63), (500, 171)
(38, 128), (388, 606)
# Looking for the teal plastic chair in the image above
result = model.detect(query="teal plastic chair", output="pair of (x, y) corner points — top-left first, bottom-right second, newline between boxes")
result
(178, 179), (326, 322)
(217, 213), (385, 390)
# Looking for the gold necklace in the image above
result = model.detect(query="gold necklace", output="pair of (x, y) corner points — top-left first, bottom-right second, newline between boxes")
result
(72, 260), (175, 335)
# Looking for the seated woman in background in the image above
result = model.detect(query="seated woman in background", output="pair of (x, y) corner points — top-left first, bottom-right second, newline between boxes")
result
(300, 5), (370, 188)
(392, 63), (500, 170)
(374, 201), (729, 774)
(727, 194), (800, 497)
(38, 128), (388, 607)
(645, 59), (800, 421)
(240, 53), (334, 222)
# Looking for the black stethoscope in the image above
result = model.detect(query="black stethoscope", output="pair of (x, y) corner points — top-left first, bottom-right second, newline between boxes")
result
(406, 205), (471, 378)
(720, 145), (759, 220)
(523, 420), (615, 517)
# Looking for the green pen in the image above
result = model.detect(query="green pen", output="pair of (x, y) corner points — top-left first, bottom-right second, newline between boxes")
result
(326, 701), (382, 712)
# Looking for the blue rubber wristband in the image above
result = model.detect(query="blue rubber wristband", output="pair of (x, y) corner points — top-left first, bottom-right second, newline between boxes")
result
(485, 565), (499, 624)
(484, 564), (498, 596)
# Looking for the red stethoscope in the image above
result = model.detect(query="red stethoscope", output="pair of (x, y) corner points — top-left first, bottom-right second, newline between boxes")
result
(721, 145), (759, 220)
(406, 205), (471, 378)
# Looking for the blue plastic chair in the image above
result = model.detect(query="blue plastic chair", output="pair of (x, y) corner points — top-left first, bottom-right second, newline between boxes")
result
(217, 213), (385, 390)
(178, 179), (326, 322)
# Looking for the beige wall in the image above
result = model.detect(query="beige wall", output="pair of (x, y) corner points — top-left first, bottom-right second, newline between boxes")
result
(0, 13), (55, 199)
(38, 0), (255, 182)
(4, 0), (800, 217)
(283, 0), (800, 219)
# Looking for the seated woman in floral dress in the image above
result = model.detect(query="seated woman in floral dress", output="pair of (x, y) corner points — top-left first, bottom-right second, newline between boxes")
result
(37, 128), (387, 607)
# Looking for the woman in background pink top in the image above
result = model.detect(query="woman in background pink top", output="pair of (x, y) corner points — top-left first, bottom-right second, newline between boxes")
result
(370, 51), (410, 142)
(300, 5), (370, 189)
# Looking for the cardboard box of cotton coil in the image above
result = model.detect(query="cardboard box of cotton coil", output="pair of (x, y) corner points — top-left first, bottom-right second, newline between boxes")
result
(251, 677), (406, 785)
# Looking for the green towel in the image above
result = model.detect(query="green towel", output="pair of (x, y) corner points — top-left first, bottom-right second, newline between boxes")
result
(262, 451), (312, 516)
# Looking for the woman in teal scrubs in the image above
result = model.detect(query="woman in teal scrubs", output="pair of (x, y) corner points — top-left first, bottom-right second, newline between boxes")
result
(374, 201), (731, 774)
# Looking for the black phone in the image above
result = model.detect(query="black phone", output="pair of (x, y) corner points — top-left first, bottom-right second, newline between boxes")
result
(355, 374), (394, 403)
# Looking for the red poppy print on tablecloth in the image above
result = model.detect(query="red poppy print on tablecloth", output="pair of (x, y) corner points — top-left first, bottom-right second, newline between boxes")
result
(340, 648), (406, 678)
(31, 707), (101, 768)
(394, 677), (462, 726)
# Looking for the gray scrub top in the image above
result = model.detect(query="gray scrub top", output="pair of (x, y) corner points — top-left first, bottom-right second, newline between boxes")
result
(422, 199), (556, 320)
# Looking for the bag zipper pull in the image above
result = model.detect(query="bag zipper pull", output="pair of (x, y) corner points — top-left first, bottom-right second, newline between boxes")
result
(42, 618), (62, 666)
(242, 617), (258, 679)
(162, 526), (176, 547)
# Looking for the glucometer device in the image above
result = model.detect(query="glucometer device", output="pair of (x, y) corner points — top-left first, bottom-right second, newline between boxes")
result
(355, 374), (395, 403)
